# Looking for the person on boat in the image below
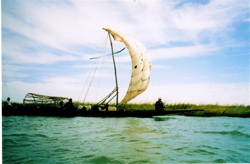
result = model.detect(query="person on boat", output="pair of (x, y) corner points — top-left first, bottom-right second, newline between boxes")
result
(7, 97), (12, 106)
(155, 98), (165, 111)
(3, 97), (13, 108)
(3, 97), (13, 115)
(63, 98), (75, 111)
(58, 101), (64, 109)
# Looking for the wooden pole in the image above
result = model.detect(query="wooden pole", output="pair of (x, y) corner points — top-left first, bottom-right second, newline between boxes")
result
(108, 33), (119, 108)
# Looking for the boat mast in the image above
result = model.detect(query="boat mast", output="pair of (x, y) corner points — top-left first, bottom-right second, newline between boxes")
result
(108, 33), (119, 107)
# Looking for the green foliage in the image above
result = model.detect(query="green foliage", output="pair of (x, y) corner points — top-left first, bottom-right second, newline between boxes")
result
(165, 103), (192, 110)
(2, 100), (250, 117)
(179, 104), (250, 117)
(118, 103), (250, 117)
(118, 103), (154, 111)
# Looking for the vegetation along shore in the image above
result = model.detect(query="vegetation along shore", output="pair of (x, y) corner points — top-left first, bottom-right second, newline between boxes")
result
(3, 100), (250, 117)
(118, 103), (250, 117)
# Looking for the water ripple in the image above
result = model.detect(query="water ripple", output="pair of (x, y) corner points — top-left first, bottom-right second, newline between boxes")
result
(2, 116), (250, 163)
(199, 130), (250, 138)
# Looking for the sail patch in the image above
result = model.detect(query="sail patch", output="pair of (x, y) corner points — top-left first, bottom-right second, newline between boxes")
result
(103, 28), (152, 104)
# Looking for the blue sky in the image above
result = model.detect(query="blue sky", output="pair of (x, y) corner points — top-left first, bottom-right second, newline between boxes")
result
(2, 0), (249, 105)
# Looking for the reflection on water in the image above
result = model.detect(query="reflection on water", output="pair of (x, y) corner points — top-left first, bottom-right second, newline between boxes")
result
(3, 116), (250, 163)
(153, 116), (176, 121)
(121, 118), (162, 163)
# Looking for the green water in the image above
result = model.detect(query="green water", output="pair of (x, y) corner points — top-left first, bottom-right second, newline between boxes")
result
(2, 116), (250, 163)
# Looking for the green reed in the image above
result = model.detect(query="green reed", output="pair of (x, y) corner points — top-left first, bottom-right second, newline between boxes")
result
(182, 104), (250, 117)
(118, 103), (250, 117)
(3, 100), (250, 117)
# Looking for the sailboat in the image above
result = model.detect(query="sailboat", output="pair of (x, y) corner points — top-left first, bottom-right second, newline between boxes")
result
(87, 28), (152, 112)
(76, 28), (202, 117)
(3, 28), (203, 118)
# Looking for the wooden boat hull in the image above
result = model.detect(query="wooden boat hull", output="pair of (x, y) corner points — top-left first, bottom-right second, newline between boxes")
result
(2, 106), (203, 118)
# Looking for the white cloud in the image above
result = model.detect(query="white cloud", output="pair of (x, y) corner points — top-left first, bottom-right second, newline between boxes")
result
(2, 0), (249, 106)
(3, 0), (247, 53)
(4, 50), (79, 65)
(43, 69), (114, 85)
(150, 44), (217, 60)
(134, 82), (250, 105)
(2, 80), (117, 104)
(2, 71), (29, 78)
(2, 35), (80, 64)
(152, 65), (173, 70)
(3, 81), (249, 105)
(168, 0), (248, 41)
(2, 0), (248, 65)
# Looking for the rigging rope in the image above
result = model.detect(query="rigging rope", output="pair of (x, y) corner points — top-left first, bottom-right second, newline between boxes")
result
(89, 47), (125, 60)
(95, 36), (108, 102)
(78, 60), (96, 102)
(83, 60), (99, 103)
(81, 35), (109, 103)
(79, 34), (126, 104)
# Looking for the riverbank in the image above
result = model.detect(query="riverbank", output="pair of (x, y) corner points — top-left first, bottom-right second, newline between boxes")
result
(3, 101), (250, 117)
(118, 103), (250, 117)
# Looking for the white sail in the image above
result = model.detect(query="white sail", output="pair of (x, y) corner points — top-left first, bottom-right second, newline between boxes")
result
(103, 28), (152, 104)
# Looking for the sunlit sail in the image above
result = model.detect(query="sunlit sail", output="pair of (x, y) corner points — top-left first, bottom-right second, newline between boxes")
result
(103, 28), (152, 104)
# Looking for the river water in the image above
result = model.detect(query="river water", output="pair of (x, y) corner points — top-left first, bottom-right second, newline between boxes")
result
(2, 116), (250, 163)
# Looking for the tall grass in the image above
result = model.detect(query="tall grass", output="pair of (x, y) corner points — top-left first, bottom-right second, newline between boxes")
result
(79, 102), (250, 117)
(180, 104), (250, 117)
(2, 100), (250, 117)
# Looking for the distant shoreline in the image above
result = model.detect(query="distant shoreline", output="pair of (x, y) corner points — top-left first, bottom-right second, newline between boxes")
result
(2, 101), (250, 118)
(118, 103), (250, 117)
